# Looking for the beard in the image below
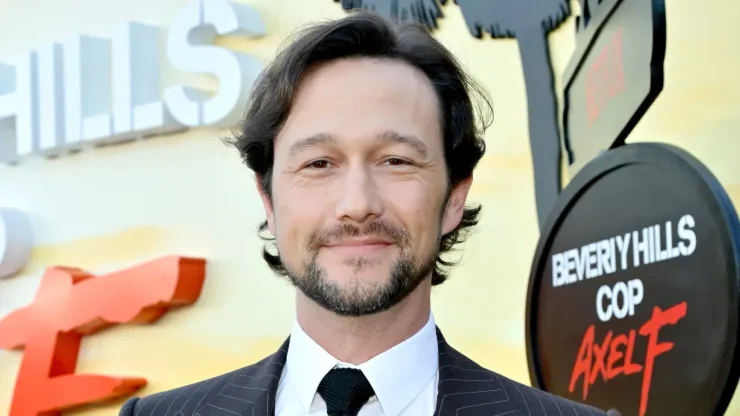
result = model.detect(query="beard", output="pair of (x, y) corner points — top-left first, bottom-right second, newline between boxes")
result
(285, 219), (438, 317)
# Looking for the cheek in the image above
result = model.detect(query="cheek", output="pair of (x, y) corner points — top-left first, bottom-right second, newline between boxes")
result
(385, 182), (446, 246)
(273, 186), (328, 257)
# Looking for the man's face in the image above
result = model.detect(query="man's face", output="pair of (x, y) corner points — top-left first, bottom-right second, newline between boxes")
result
(261, 58), (471, 316)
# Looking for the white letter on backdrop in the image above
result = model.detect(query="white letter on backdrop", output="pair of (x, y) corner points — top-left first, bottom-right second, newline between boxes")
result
(164, 0), (265, 127)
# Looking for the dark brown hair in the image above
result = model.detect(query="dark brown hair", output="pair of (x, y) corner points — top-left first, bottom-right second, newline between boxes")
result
(225, 10), (493, 285)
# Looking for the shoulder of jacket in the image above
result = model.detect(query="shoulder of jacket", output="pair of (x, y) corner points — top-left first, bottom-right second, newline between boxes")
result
(452, 359), (609, 416)
(496, 372), (610, 416)
(119, 365), (251, 416)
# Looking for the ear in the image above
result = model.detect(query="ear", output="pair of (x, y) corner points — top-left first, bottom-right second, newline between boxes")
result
(441, 176), (473, 235)
(256, 175), (276, 235)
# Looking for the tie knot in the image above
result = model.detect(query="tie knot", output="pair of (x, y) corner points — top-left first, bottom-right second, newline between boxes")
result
(317, 368), (375, 416)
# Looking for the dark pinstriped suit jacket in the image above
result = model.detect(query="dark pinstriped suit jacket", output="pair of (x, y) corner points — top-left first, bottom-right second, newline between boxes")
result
(119, 328), (620, 416)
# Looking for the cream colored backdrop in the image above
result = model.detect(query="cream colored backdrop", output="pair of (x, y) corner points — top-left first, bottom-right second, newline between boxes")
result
(0, 0), (738, 414)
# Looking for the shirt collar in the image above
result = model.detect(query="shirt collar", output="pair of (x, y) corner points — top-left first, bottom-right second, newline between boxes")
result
(286, 312), (438, 416)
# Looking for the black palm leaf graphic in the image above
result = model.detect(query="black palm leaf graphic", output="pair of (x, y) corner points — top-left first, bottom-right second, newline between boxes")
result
(334, 0), (447, 29)
(454, 0), (570, 229)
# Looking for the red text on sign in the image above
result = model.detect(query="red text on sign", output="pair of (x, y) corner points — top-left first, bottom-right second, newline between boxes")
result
(585, 27), (625, 126)
(568, 301), (687, 416)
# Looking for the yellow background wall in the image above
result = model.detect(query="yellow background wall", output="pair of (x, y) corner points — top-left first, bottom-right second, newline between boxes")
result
(0, 0), (738, 414)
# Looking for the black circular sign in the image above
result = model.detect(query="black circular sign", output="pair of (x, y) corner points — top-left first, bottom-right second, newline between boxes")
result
(526, 143), (740, 416)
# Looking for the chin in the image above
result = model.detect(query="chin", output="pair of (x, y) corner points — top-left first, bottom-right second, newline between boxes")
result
(327, 261), (393, 281)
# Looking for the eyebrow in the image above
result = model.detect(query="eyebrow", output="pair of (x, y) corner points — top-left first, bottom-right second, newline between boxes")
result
(377, 130), (428, 158)
(288, 130), (429, 158)
(288, 133), (334, 156)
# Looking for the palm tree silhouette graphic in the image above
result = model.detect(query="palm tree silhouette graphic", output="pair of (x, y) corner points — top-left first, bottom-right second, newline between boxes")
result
(454, 0), (569, 230)
(334, 0), (446, 28)
(334, 0), (571, 229)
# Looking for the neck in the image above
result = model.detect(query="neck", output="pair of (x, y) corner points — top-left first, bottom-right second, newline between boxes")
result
(295, 281), (432, 365)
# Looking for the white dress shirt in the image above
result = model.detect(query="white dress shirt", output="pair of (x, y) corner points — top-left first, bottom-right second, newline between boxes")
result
(275, 312), (439, 416)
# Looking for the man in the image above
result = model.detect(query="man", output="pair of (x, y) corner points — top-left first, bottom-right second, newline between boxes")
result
(120, 11), (620, 416)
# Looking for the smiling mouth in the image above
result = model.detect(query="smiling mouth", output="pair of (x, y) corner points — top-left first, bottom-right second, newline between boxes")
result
(323, 240), (394, 254)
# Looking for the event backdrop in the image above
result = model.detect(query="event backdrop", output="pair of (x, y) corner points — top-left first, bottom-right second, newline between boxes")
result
(0, 0), (738, 414)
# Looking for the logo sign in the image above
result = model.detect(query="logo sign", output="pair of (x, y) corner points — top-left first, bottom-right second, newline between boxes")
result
(0, 207), (32, 279)
(0, 256), (206, 416)
(525, 143), (740, 415)
(0, 0), (265, 164)
(562, 0), (666, 174)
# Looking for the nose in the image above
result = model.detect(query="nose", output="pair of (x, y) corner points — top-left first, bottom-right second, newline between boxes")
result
(334, 165), (383, 223)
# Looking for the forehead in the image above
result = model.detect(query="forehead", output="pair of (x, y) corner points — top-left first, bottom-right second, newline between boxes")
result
(276, 58), (442, 154)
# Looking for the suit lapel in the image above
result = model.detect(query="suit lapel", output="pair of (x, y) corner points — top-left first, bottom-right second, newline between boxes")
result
(434, 327), (513, 416)
(194, 328), (529, 416)
(196, 337), (289, 416)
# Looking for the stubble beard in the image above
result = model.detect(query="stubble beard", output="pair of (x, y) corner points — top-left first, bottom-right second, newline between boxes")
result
(285, 221), (438, 317)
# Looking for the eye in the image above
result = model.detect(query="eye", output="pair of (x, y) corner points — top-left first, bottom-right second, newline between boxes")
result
(305, 159), (333, 169)
(383, 158), (412, 166)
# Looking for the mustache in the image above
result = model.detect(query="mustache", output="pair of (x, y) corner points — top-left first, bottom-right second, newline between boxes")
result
(309, 220), (411, 249)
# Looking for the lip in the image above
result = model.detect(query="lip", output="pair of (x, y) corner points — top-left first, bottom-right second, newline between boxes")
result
(324, 238), (393, 247)
(325, 238), (393, 255)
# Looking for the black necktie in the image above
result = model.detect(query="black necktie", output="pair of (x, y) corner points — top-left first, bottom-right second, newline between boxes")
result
(317, 368), (375, 416)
